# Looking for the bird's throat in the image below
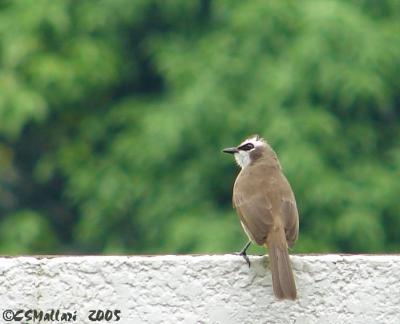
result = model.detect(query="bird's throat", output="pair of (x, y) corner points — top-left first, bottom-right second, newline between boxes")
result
(234, 151), (251, 169)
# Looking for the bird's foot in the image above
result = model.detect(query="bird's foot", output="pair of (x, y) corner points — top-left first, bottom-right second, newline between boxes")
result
(240, 250), (251, 268)
(234, 240), (252, 267)
(234, 250), (251, 268)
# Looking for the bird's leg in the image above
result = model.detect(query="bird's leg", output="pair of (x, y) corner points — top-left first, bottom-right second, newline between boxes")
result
(236, 240), (251, 267)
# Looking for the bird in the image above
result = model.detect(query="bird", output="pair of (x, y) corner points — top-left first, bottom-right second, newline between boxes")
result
(222, 135), (299, 300)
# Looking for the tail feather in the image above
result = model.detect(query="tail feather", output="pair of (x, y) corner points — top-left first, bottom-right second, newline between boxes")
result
(266, 230), (297, 300)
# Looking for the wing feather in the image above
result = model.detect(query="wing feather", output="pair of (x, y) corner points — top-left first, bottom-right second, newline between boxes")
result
(233, 191), (273, 245)
(280, 199), (299, 247)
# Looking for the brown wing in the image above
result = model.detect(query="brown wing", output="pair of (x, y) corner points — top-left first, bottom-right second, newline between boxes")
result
(233, 188), (274, 245)
(280, 199), (299, 248)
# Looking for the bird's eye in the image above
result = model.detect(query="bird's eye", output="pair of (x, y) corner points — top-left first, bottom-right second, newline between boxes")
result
(238, 143), (254, 151)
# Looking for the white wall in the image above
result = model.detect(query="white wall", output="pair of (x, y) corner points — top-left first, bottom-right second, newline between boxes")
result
(0, 255), (399, 324)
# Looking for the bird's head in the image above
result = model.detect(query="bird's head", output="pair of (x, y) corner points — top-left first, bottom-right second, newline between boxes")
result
(222, 135), (268, 169)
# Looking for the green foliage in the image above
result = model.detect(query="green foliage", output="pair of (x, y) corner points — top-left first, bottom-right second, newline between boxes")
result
(0, 0), (399, 255)
(0, 210), (58, 254)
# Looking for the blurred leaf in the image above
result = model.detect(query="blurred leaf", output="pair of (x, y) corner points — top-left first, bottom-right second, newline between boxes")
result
(0, 210), (58, 254)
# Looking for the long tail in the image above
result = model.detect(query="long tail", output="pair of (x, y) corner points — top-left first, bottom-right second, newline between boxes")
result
(265, 229), (297, 300)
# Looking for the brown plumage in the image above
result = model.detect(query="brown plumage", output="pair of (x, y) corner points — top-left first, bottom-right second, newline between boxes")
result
(223, 135), (299, 300)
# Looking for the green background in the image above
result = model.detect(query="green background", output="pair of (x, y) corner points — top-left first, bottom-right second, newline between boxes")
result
(0, 0), (399, 255)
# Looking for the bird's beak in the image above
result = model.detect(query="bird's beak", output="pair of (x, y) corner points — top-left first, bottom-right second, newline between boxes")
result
(222, 147), (239, 154)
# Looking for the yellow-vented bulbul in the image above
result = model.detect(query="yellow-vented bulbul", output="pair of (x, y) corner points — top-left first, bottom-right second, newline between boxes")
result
(223, 135), (299, 300)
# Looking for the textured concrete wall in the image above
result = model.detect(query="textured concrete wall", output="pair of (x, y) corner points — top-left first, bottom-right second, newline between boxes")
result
(0, 255), (399, 324)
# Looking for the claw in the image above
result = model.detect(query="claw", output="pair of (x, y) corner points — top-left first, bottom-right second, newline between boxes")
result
(240, 250), (251, 268)
(235, 240), (252, 267)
